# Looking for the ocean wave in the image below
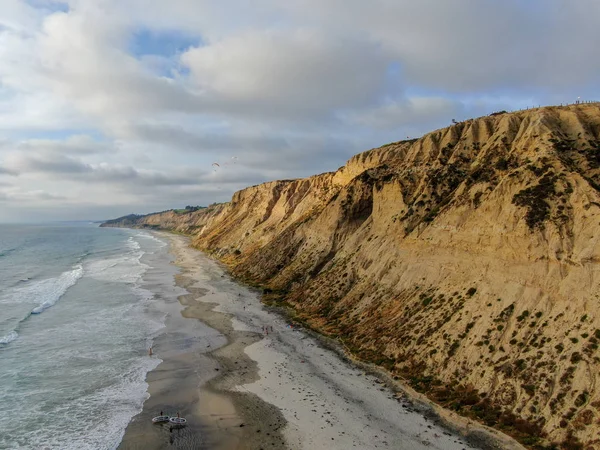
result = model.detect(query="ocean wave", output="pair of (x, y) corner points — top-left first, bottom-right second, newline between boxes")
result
(85, 255), (148, 284)
(1, 356), (161, 450)
(0, 227), (173, 448)
(131, 285), (155, 303)
(126, 236), (141, 251)
(0, 246), (19, 258)
(30, 264), (84, 315)
(0, 330), (18, 345)
(65, 357), (161, 450)
(135, 232), (167, 247)
(85, 237), (149, 284)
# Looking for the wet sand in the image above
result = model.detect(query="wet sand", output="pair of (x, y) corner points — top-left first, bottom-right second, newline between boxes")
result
(119, 233), (523, 450)
(118, 234), (286, 450)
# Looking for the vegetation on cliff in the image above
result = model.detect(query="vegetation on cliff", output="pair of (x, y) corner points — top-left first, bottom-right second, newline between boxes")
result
(103, 104), (600, 449)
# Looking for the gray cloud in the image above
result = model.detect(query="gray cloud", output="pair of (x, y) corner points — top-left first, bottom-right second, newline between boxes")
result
(181, 29), (388, 116)
(1, 0), (599, 221)
(121, 123), (289, 153)
(15, 135), (117, 155)
(346, 97), (464, 131)
(0, 188), (65, 202)
(0, 166), (19, 176)
(273, 0), (600, 93)
(12, 153), (89, 174)
(115, 121), (364, 177)
(5, 151), (205, 186)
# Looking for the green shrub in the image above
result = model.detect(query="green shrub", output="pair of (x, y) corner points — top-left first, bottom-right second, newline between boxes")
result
(522, 384), (536, 396)
(570, 352), (582, 364)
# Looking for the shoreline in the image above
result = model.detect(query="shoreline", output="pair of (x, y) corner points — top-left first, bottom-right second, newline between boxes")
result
(118, 232), (287, 450)
(119, 232), (522, 450)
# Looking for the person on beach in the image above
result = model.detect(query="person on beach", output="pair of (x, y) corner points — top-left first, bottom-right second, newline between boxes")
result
(177, 412), (180, 418)
(148, 347), (153, 356)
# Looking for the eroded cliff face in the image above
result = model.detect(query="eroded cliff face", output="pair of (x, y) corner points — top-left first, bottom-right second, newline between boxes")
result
(105, 104), (600, 448)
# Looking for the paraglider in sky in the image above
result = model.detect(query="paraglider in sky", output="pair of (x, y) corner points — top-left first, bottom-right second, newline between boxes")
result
(212, 157), (239, 173)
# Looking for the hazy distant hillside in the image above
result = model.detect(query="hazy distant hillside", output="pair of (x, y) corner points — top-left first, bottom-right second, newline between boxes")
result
(104, 104), (600, 449)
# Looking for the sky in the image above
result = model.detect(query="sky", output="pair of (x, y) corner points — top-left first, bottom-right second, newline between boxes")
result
(0, 0), (598, 222)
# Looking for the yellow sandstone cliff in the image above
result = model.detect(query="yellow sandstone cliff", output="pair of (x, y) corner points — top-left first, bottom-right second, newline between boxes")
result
(104, 104), (600, 449)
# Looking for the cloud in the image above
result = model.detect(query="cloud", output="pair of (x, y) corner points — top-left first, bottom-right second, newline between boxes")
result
(181, 29), (388, 116)
(14, 134), (117, 155)
(114, 122), (364, 176)
(272, 0), (600, 92)
(5, 150), (205, 186)
(0, 0), (599, 221)
(0, 187), (65, 202)
(347, 97), (463, 130)
(36, 8), (201, 119)
(0, 166), (19, 176)
(119, 122), (289, 153)
(6, 151), (88, 174)
(0, 0), (43, 34)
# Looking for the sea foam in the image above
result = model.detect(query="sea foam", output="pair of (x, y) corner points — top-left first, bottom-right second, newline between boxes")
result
(135, 232), (167, 247)
(30, 264), (84, 314)
(0, 330), (18, 345)
(0, 225), (170, 449)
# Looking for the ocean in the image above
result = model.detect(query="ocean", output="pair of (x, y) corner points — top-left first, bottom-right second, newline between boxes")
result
(0, 223), (171, 450)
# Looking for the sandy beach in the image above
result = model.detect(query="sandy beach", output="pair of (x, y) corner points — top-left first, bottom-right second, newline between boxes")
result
(119, 233), (522, 450)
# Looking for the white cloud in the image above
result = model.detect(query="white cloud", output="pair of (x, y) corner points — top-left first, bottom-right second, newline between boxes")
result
(14, 134), (117, 155)
(182, 29), (388, 115)
(0, 187), (65, 202)
(347, 97), (462, 130)
(0, 0), (598, 220)
(0, 0), (44, 33)
(0, 167), (18, 176)
(271, 0), (600, 91)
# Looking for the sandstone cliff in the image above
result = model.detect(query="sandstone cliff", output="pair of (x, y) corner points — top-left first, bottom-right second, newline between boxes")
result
(103, 104), (600, 449)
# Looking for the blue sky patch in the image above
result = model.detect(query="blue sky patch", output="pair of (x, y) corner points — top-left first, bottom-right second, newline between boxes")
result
(25, 0), (69, 13)
(129, 27), (202, 58)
